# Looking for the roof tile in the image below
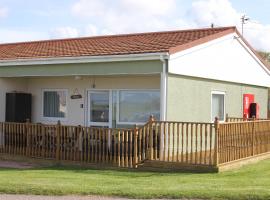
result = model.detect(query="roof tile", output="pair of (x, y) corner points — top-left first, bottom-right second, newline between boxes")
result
(0, 26), (235, 60)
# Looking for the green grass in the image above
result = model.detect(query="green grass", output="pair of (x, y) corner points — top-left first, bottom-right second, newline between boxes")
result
(0, 160), (270, 199)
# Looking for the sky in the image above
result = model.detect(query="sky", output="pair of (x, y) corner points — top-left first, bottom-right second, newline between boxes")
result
(0, 0), (269, 51)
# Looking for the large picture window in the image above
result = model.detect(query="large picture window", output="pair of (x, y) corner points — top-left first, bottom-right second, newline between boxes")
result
(43, 89), (67, 119)
(118, 90), (160, 124)
(211, 91), (225, 121)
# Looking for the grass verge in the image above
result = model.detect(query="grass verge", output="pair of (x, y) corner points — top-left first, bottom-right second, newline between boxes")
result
(0, 159), (269, 199)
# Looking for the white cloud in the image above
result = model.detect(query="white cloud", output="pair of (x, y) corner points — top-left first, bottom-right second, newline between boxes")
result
(71, 0), (178, 34)
(121, 0), (176, 16)
(244, 23), (270, 51)
(0, 29), (48, 43)
(188, 0), (240, 27)
(0, 6), (8, 18)
(186, 0), (270, 51)
(50, 27), (79, 39)
(83, 24), (98, 36)
(71, 0), (106, 18)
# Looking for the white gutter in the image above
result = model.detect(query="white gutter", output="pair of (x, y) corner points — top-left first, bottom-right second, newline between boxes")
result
(160, 54), (168, 121)
(0, 52), (169, 66)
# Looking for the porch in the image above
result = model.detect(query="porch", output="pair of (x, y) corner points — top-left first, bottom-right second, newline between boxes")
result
(0, 75), (162, 128)
(0, 116), (269, 172)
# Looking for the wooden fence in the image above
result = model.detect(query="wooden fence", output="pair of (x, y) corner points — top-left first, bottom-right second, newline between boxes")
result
(146, 121), (217, 166)
(0, 121), (148, 168)
(0, 116), (270, 170)
(225, 115), (269, 122)
(217, 119), (270, 164)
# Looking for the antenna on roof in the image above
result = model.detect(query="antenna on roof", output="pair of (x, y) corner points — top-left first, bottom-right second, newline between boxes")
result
(241, 14), (250, 36)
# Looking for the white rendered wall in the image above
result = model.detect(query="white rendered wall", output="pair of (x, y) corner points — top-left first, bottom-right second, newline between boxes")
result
(169, 33), (270, 87)
(27, 75), (160, 126)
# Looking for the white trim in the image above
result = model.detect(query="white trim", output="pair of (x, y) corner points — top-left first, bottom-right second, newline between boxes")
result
(116, 89), (160, 125)
(0, 52), (169, 66)
(160, 56), (167, 121)
(211, 91), (226, 122)
(41, 88), (68, 122)
(87, 90), (112, 128)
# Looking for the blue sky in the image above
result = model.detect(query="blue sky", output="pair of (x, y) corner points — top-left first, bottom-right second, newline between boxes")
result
(0, 0), (269, 51)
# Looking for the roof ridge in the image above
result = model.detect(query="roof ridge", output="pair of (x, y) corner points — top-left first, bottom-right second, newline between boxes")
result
(0, 26), (236, 47)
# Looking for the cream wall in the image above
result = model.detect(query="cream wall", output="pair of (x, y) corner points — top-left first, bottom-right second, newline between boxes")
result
(167, 74), (269, 122)
(26, 75), (160, 126)
(0, 78), (28, 122)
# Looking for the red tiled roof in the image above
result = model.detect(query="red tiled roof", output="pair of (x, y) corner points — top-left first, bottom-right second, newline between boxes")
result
(0, 26), (236, 61)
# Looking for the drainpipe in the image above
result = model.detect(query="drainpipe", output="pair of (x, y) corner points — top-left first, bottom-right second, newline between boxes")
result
(160, 54), (168, 161)
(160, 54), (168, 121)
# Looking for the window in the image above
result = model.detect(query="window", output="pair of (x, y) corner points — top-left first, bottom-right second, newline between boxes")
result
(118, 90), (160, 124)
(211, 92), (225, 121)
(89, 92), (109, 123)
(43, 89), (67, 119)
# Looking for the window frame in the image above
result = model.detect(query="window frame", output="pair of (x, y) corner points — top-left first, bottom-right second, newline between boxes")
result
(42, 88), (68, 121)
(87, 89), (112, 127)
(116, 89), (160, 125)
(211, 91), (226, 122)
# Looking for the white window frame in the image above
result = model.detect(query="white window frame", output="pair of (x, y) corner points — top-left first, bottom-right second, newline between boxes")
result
(211, 91), (226, 122)
(42, 88), (68, 121)
(87, 89), (112, 128)
(116, 89), (160, 125)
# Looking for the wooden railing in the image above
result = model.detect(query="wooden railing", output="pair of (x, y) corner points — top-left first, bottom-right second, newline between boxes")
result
(0, 121), (150, 168)
(0, 116), (270, 169)
(217, 119), (270, 164)
(147, 121), (217, 166)
(225, 115), (269, 122)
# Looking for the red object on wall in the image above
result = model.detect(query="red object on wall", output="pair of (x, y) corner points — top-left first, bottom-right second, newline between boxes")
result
(243, 94), (254, 118)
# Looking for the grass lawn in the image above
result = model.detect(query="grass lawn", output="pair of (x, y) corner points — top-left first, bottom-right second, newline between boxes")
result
(0, 160), (270, 200)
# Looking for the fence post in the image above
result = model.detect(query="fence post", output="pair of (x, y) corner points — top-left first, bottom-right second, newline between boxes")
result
(214, 117), (220, 166)
(148, 115), (155, 160)
(133, 124), (138, 168)
(252, 116), (256, 156)
(225, 113), (228, 122)
(56, 120), (61, 161)
(26, 119), (30, 156)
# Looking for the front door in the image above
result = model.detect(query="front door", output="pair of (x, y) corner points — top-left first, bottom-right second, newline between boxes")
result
(88, 90), (111, 127)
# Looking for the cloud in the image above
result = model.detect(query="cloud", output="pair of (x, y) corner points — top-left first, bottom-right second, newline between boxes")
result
(244, 23), (270, 51)
(50, 27), (79, 39)
(120, 0), (177, 16)
(71, 0), (178, 34)
(188, 0), (240, 27)
(0, 29), (48, 43)
(186, 0), (270, 51)
(0, 6), (8, 18)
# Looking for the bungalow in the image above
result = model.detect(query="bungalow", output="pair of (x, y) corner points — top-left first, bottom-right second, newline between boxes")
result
(0, 26), (269, 127)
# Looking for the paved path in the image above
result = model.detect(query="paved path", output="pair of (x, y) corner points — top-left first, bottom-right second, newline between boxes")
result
(0, 160), (37, 169)
(0, 195), (128, 200)
(0, 195), (198, 200)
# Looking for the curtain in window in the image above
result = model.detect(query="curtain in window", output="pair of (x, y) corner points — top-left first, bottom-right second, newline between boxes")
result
(212, 94), (224, 121)
(43, 91), (67, 118)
